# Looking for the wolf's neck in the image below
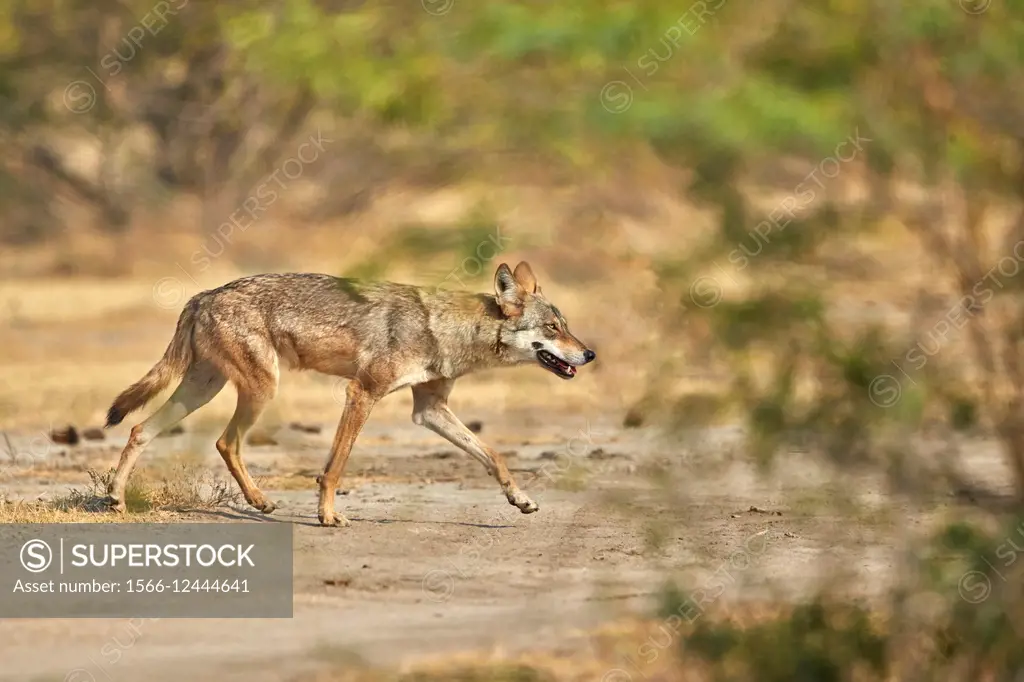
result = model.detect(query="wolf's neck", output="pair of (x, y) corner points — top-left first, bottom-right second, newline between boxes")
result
(431, 292), (511, 376)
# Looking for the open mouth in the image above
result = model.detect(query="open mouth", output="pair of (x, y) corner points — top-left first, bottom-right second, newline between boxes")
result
(537, 350), (577, 379)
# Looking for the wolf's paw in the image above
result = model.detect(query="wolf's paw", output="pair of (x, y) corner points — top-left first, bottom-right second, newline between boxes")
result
(516, 499), (539, 514)
(507, 491), (539, 514)
(106, 496), (126, 514)
(253, 499), (277, 515)
(318, 512), (351, 528)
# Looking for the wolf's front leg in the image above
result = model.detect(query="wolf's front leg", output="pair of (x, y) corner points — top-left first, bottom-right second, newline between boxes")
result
(318, 381), (377, 527)
(411, 381), (538, 514)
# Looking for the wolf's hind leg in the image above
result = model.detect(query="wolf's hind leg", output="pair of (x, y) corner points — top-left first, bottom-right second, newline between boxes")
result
(209, 340), (280, 514)
(216, 386), (276, 513)
(107, 361), (226, 512)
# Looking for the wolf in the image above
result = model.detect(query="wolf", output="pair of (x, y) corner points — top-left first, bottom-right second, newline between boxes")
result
(104, 261), (596, 526)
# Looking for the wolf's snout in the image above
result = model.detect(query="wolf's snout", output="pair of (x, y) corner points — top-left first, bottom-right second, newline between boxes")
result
(583, 349), (596, 363)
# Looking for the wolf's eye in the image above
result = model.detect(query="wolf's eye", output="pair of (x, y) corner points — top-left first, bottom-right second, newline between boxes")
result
(545, 323), (558, 333)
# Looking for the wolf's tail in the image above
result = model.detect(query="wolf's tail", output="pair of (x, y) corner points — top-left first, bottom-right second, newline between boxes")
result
(105, 299), (198, 428)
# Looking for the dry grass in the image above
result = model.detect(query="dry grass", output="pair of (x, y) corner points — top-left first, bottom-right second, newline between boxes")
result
(67, 465), (243, 512)
(0, 498), (166, 523)
(0, 464), (242, 523)
(140, 463), (244, 511)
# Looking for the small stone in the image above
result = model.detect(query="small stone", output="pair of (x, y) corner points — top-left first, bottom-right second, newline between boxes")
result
(50, 425), (79, 445)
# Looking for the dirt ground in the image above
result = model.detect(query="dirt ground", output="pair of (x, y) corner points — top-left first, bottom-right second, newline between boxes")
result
(0, 405), (1012, 681)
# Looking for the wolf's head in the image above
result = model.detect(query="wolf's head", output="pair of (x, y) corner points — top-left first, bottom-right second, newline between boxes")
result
(493, 261), (596, 379)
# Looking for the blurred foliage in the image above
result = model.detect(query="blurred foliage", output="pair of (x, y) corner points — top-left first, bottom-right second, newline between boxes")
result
(345, 203), (503, 280)
(3, 0), (1021, 225)
(686, 599), (888, 682)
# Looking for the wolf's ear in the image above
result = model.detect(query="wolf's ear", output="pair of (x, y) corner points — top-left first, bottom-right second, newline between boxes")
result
(513, 261), (539, 294)
(494, 263), (525, 317)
